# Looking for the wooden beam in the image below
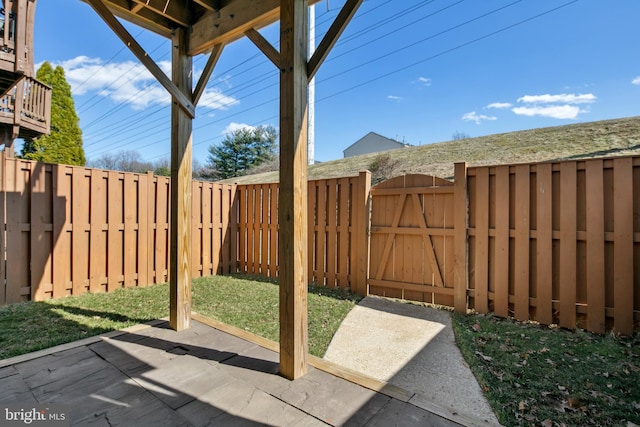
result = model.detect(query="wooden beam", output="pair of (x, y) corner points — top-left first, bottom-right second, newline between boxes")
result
(85, 0), (196, 118)
(190, 0), (280, 55)
(307, 0), (363, 81)
(169, 27), (193, 332)
(83, 0), (174, 38)
(193, 44), (224, 107)
(130, 0), (190, 27)
(190, 0), (321, 56)
(279, 0), (309, 380)
(192, 0), (220, 12)
(245, 28), (280, 69)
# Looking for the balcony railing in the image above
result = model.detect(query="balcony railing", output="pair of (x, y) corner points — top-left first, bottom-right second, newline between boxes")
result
(0, 76), (51, 138)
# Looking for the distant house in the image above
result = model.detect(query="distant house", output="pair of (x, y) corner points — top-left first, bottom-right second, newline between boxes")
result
(343, 132), (409, 158)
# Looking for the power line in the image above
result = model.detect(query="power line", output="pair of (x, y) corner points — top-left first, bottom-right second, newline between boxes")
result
(317, 0), (580, 103)
(83, 0), (581, 161)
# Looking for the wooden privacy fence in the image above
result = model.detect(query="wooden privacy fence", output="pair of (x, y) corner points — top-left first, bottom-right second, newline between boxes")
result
(0, 154), (237, 305)
(467, 157), (639, 335)
(235, 172), (371, 295)
(368, 172), (467, 311)
(1, 152), (638, 334)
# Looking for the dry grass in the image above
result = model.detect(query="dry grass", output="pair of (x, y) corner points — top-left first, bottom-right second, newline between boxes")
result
(224, 116), (640, 184)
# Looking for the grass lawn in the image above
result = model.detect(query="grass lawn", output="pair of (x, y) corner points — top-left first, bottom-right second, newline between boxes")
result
(2, 276), (638, 426)
(453, 312), (640, 426)
(0, 274), (361, 360)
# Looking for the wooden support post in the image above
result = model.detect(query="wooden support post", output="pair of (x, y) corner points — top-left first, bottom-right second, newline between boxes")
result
(0, 128), (14, 158)
(453, 162), (468, 313)
(169, 27), (193, 331)
(279, 0), (309, 380)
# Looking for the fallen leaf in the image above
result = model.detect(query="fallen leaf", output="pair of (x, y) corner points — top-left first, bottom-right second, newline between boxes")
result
(558, 385), (567, 391)
(567, 397), (581, 408)
(475, 351), (493, 362)
(472, 323), (481, 332)
(541, 419), (553, 427)
(518, 401), (526, 411)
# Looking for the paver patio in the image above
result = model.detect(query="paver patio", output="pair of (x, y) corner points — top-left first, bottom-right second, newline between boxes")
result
(0, 318), (473, 426)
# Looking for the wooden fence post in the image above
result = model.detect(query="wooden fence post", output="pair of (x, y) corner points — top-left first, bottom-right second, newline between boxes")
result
(454, 162), (468, 313)
(354, 170), (371, 296)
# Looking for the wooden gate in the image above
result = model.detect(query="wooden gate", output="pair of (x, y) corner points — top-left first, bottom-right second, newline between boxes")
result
(368, 174), (458, 307)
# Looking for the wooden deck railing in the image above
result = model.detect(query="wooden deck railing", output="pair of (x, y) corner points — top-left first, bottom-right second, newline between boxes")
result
(0, 5), (17, 65)
(0, 76), (51, 136)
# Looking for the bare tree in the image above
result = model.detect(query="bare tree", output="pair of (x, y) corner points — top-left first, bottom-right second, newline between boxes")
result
(451, 131), (471, 140)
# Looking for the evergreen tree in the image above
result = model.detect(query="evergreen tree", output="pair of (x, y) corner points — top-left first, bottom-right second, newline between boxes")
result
(21, 62), (85, 165)
(207, 125), (277, 179)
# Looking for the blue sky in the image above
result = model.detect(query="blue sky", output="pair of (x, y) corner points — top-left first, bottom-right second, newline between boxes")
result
(32, 0), (640, 165)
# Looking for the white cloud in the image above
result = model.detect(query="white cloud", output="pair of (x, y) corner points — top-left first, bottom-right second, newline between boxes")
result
(486, 102), (512, 109)
(199, 88), (239, 110)
(517, 93), (596, 105)
(50, 56), (238, 111)
(510, 92), (595, 120)
(418, 77), (432, 86)
(462, 111), (497, 124)
(387, 95), (402, 101)
(633, 76), (640, 85)
(512, 105), (582, 119)
(222, 122), (255, 135)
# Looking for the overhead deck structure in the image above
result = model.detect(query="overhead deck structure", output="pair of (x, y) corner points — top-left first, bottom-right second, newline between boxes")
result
(82, 0), (363, 379)
(0, 0), (51, 156)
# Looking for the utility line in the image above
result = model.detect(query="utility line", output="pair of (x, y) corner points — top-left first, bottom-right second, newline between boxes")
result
(86, 0), (580, 160)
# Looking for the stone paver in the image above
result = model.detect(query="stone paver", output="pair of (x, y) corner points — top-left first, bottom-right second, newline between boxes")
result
(0, 320), (466, 426)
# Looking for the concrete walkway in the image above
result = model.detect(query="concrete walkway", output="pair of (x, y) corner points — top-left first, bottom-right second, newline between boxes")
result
(1, 316), (469, 426)
(324, 296), (500, 426)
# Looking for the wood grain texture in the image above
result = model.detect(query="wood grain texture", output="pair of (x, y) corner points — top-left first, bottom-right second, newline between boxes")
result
(278, 0), (309, 380)
(169, 27), (192, 332)
(612, 157), (634, 335)
(535, 163), (553, 326)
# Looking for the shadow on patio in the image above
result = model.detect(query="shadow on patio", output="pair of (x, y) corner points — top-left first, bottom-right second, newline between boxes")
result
(0, 316), (463, 426)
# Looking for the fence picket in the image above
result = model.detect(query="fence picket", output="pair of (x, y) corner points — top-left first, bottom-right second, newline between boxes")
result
(514, 164), (531, 321)
(584, 160), (605, 333)
(474, 167), (489, 313)
(338, 178), (349, 289)
(107, 171), (122, 291)
(493, 166), (510, 318)
(559, 162), (577, 329)
(30, 162), (50, 300)
(535, 163), (553, 326)
(613, 157), (634, 335)
(123, 173), (137, 287)
(51, 165), (69, 298)
(327, 179), (337, 288)
(89, 169), (107, 293)
(0, 156), (637, 334)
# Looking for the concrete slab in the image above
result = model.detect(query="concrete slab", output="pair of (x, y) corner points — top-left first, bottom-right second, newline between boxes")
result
(361, 398), (461, 427)
(324, 296), (500, 426)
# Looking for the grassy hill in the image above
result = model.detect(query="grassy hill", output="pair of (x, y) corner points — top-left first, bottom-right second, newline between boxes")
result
(222, 116), (640, 185)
